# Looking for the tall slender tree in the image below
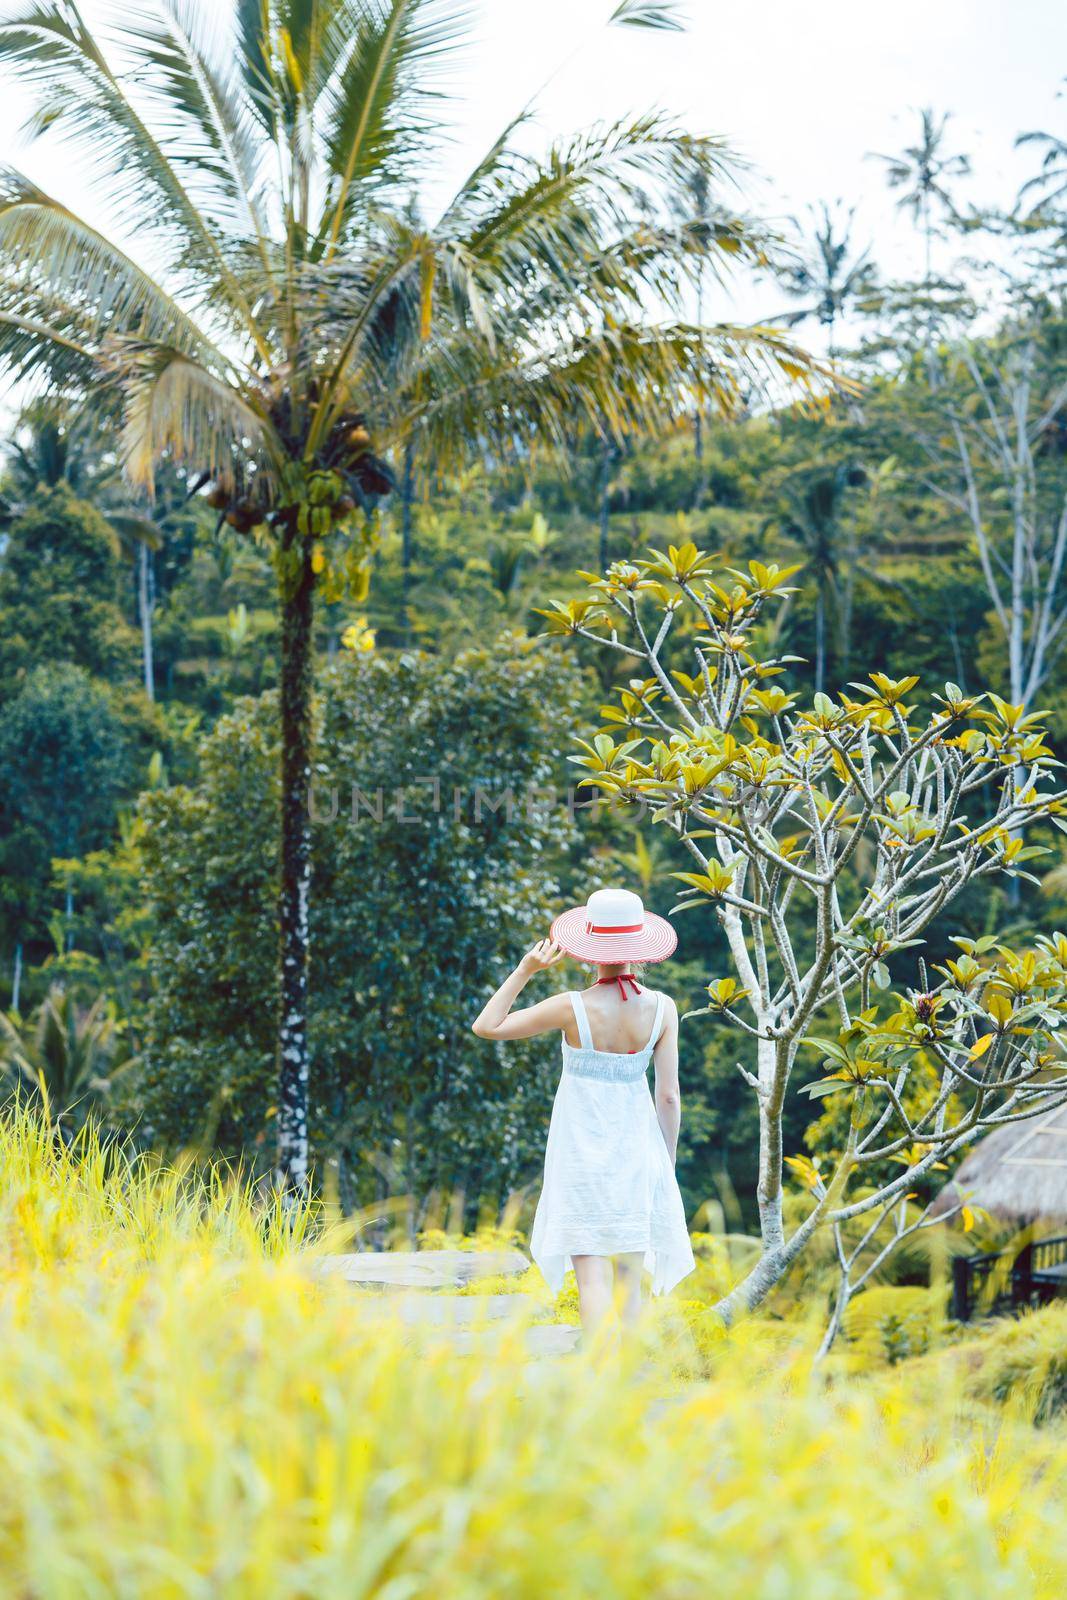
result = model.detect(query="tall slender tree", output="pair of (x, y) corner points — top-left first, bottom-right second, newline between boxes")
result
(0, 400), (184, 701)
(1016, 82), (1067, 242)
(766, 457), (869, 692)
(779, 203), (879, 361)
(870, 109), (970, 288)
(0, 0), (827, 1189)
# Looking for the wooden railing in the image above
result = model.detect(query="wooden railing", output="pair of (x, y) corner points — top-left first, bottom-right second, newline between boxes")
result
(952, 1234), (1067, 1322)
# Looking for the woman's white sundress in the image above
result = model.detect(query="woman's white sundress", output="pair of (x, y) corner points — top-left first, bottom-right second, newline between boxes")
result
(528, 988), (696, 1296)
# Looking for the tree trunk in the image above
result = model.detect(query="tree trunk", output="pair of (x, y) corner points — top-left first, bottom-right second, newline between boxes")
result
(275, 529), (315, 1192)
(693, 276), (709, 508)
(922, 192), (935, 373)
(755, 1094), (785, 1252)
(709, 1200), (828, 1327)
(400, 438), (415, 642)
(816, 1273), (851, 1362)
(598, 435), (615, 573)
(693, 408), (709, 511)
(814, 588), (826, 693)
(12, 943), (22, 1013)
(138, 542), (155, 701)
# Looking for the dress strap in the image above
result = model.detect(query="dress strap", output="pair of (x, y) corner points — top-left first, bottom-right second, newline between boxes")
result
(644, 991), (666, 1054)
(569, 990), (594, 1051)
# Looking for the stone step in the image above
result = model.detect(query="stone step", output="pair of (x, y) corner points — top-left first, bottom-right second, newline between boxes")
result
(364, 1292), (541, 1327)
(312, 1249), (578, 1360)
(314, 1248), (530, 1289)
(448, 1323), (581, 1358)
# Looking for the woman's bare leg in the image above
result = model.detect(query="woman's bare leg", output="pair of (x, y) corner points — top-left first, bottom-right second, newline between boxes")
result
(613, 1252), (645, 1330)
(572, 1254), (614, 1337)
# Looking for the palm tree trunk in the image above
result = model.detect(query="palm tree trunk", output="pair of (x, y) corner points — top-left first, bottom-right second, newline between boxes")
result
(598, 434), (614, 572)
(922, 191), (935, 371)
(814, 589), (826, 693)
(693, 277), (708, 509)
(138, 541), (155, 701)
(839, 528), (857, 677)
(276, 528), (315, 1191)
(401, 438), (415, 642)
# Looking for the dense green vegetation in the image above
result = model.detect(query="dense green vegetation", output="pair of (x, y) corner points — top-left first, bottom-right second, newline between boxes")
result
(0, 3), (1064, 1306)
(1, 7), (1065, 1590)
(5, 298), (1067, 1233)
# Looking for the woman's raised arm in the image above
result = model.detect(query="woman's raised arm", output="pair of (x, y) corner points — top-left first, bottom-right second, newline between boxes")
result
(471, 939), (570, 1040)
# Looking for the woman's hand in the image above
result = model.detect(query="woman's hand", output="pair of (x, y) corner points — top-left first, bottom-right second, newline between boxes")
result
(518, 938), (564, 976)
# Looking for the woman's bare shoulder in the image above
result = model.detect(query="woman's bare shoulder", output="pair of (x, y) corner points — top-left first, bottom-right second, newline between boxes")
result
(655, 990), (679, 1023)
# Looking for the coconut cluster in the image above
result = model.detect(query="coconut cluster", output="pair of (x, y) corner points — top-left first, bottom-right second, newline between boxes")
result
(202, 380), (396, 534)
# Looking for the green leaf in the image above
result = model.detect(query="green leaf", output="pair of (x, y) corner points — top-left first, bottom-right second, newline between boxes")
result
(610, 1), (688, 31)
(852, 1087), (872, 1128)
(799, 1077), (847, 1100)
(799, 1036), (850, 1065)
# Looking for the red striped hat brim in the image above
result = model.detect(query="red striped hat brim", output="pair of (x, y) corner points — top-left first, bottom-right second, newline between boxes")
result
(549, 905), (677, 964)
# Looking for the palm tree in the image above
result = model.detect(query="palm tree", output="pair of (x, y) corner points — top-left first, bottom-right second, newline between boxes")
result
(870, 109), (970, 286)
(1018, 131), (1067, 213)
(0, 398), (182, 699)
(1017, 83), (1067, 225)
(4, 399), (105, 499)
(0, 985), (135, 1138)
(779, 203), (879, 361)
(0, 0), (827, 1189)
(768, 460), (869, 692)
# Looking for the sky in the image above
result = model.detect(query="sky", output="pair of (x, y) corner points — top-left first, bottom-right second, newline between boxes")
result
(0, 0), (1063, 397)
(437, 0), (1067, 331)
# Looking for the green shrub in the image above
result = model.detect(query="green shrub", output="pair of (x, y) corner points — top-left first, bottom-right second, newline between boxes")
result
(843, 1285), (950, 1368)
(943, 1303), (1067, 1426)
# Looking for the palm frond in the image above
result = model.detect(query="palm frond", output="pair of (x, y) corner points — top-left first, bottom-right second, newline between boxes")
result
(407, 319), (834, 468)
(433, 212), (772, 369)
(235, 0), (279, 138)
(610, 0), (687, 29)
(0, 305), (100, 392)
(0, 169), (226, 361)
(1016, 131), (1067, 210)
(116, 344), (280, 492)
(319, 0), (472, 252)
(301, 220), (432, 451)
(120, 1), (274, 276)
(0, 1), (272, 359)
(447, 117), (742, 310)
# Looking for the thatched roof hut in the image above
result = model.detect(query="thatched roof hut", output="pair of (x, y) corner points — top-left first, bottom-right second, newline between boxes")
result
(931, 1103), (1067, 1225)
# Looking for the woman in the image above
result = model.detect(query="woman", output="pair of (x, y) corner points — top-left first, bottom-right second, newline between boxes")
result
(472, 887), (696, 1341)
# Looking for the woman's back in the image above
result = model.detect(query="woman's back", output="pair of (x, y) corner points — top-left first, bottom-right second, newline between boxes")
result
(561, 983), (666, 1055)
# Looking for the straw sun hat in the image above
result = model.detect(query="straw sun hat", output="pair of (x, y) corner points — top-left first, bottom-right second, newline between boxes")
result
(549, 887), (677, 965)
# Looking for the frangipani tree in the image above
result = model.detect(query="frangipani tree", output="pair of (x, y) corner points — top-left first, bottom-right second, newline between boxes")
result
(0, 0), (830, 1187)
(539, 544), (1067, 1331)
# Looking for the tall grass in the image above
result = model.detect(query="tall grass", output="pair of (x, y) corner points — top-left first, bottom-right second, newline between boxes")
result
(0, 1106), (1064, 1598)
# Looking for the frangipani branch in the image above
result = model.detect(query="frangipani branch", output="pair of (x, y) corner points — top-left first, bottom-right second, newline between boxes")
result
(541, 541), (1067, 1328)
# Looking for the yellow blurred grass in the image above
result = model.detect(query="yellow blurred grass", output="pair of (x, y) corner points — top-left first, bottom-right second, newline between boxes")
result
(0, 1106), (1065, 1598)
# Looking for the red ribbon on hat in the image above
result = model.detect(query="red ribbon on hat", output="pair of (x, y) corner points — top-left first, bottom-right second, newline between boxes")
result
(585, 922), (643, 934)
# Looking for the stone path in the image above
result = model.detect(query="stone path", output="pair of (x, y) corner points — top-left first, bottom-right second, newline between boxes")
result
(313, 1248), (582, 1358)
